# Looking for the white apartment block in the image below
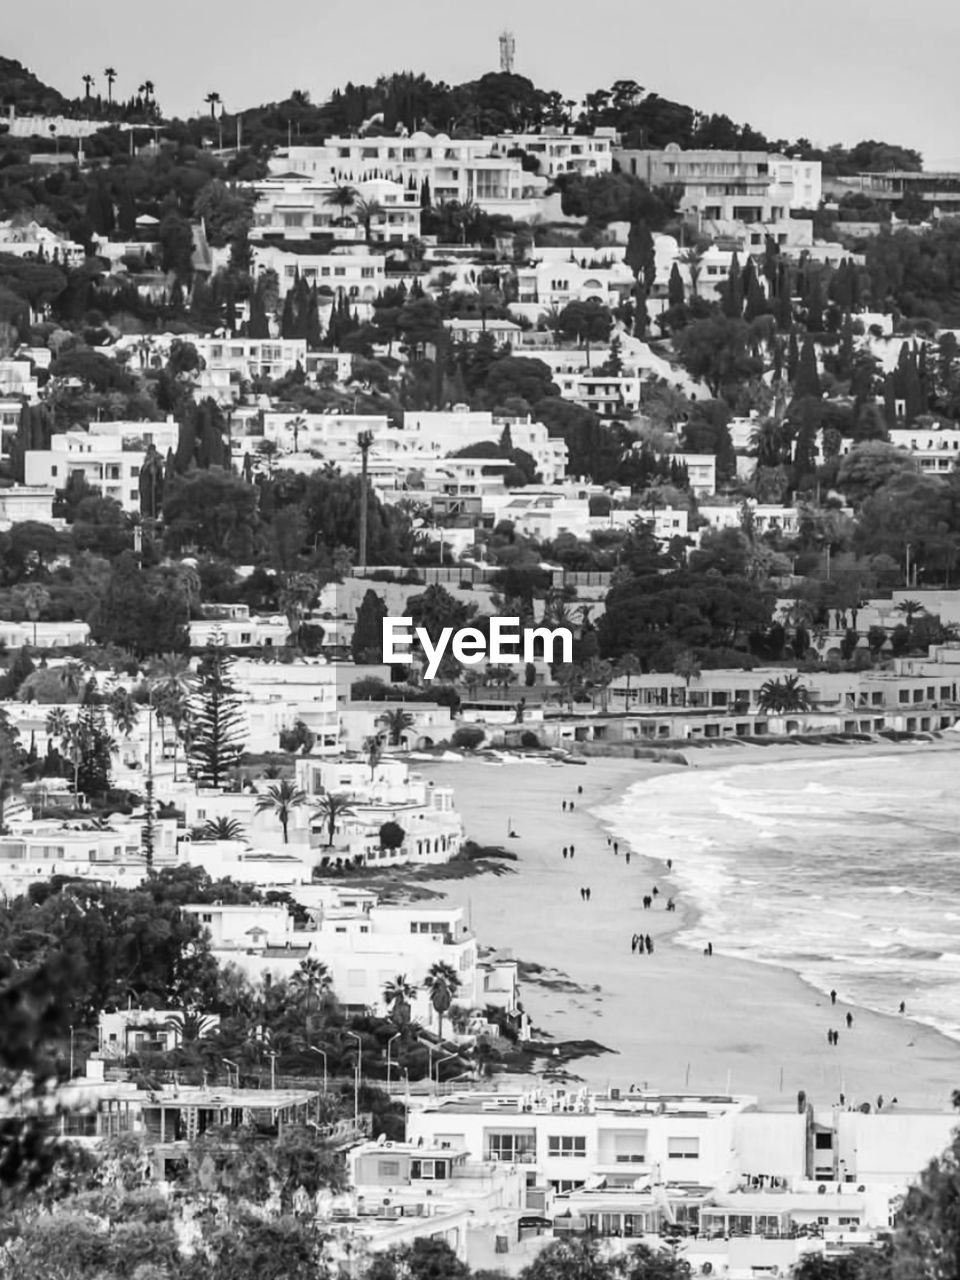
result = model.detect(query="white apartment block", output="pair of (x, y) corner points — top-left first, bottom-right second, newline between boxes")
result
(295, 756), (464, 868)
(0, 484), (56, 526)
(0, 218), (86, 267)
(181, 893), (483, 1024)
(501, 128), (615, 178)
(269, 133), (544, 218)
(401, 411), (568, 483)
(23, 419), (179, 514)
(0, 359), (39, 399)
(699, 502), (803, 538)
(615, 146), (822, 221)
(251, 242), (386, 304)
(554, 370), (644, 416)
(515, 255), (634, 312)
(190, 335), (308, 381)
(886, 425), (960, 475)
(251, 176), (421, 244)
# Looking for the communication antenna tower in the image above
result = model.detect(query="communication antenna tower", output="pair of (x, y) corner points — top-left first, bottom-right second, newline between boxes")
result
(499, 30), (516, 73)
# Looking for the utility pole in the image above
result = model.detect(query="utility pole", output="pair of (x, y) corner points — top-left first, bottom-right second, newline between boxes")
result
(144, 686), (155, 874)
(357, 430), (373, 569)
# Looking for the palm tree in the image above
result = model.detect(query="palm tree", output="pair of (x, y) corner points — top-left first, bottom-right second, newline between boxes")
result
(291, 958), (332, 1015)
(552, 663), (584, 715)
(149, 653), (195, 782)
(486, 665), (517, 695)
(45, 709), (82, 799)
(19, 582), (49, 647)
(582, 658), (613, 711)
(363, 735), (382, 780)
(323, 185), (359, 225)
(615, 652), (642, 710)
(278, 572), (318, 649)
(757, 674), (812, 715)
(82, 74), (95, 101)
(59, 662), (86, 701)
(104, 67), (117, 104)
(354, 196), (384, 241)
(198, 816), (245, 841)
(255, 779), (307, 844)
(311, 793), (356, 847)
(108, 688), (139, 738)
(287, 414), (307, 453)
(425, 961), (461, 1042)
(672, 650), (701, 704)
(895, 599), (925, 628)
(379, 708), (414, 748)
(141, 80), (155, 104)
(205, 91), (221, 120)
(383, 974), (417, 1024)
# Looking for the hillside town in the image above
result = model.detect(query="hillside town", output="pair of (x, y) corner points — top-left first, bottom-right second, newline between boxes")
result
(3, 35), (960, 1280)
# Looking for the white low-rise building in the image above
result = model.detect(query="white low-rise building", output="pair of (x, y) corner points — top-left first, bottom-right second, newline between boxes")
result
(23, 419), (179, 515)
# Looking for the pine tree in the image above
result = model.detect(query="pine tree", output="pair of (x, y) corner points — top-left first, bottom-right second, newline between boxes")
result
(188, 644), (247, 789)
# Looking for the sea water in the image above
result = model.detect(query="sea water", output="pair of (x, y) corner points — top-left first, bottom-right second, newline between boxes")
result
(601, 748), (960, 1041)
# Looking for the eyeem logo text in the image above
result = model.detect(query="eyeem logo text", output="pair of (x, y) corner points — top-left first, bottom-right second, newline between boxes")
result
(382, 617), (573, 680)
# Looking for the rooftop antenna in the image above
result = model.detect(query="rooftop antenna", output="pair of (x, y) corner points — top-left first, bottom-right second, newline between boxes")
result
(499, 29), (516, 74)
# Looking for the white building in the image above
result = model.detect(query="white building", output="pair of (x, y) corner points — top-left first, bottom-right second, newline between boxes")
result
(887, 423), (960, 475)
(251, 176), (422, 244)
(251, 242), (386, 306)
(23, 419), (179, 515)
(269, 133), (545, 219)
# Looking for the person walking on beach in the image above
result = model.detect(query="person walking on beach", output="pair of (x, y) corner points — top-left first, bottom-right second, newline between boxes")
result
(652, 886), (659, 898)
(845, 1012), (853, 1029)
(570, 844), (576, 857)
(570, 801), (576, 811)
(631, 934), (638, 953)
(577, 785), (583, 795)
(667, 898), (676, 912)
(827, 1029), (834, 1046)
(625, 851), (631, 865)
(562, 800), (567, 812)
(706, 941), (713, 956)
(585, 887), (591, 902)
(899, 1001), (906, 1014)
(830, 989), (837, 1006)
(613, 841), (619, 855)
(644, 934), (653, 954)
(562, 847), (568, 859)
(667, 858), (672, 870)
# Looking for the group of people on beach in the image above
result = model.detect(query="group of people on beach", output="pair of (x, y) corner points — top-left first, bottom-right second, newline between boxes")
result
(631, 933), (653, 955)
(579, 886), (592, 901)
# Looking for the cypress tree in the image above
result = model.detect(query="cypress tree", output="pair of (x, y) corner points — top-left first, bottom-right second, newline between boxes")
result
(306, 286), (322, 349)
(668, 262), (685, 308)
(188, 644), (247, 789)
(351, 589), (388, 663)
(722, 252), (743, 319)
(794, 338), (822, 399)
(787, 329), (800, 382)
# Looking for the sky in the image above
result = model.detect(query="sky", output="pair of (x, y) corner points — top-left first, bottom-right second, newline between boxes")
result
(6, 0), (960, 168)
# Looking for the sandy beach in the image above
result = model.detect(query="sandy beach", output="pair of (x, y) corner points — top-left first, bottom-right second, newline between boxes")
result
(418, 741), (960, 1108)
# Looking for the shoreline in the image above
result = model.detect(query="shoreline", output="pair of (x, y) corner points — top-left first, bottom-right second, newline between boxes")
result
(419, 738), (960, 1108)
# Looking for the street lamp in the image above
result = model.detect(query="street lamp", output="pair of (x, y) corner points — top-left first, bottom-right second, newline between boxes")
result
(69, 1025), (75, 1079)
(386, 1033), (401, 1087)
(435, 1052), (458, 1091)
(309, 1045), (328, 1095)
(346, 1031), (362, 1129)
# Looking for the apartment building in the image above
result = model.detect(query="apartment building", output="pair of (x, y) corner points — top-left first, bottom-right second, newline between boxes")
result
(0, 484), (56, 526)
(554, 369), (644, 416)
(182, 893), (483, 1023)
(23, 419), (179, 514)
(502, 128), (615, 178)
(252, 176), (421, 244)
(400, 410), (568, 483)
(0, 358), (39, 399)
(615, 146), (822, 221)
(886, 424), (960, 475)
(97, 1008), (221, 1060)
(269, 133), (543, 218)
(854, 169), (960, 212)
(190, 335), (308, 381)
(295, 756), (464, 867)
(251, 241), (386, 305)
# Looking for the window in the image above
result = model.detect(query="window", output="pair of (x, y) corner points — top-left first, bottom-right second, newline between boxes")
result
(815, 1133), (833, 1150)
(486, 1131), (536, 1163)
(667, 1137), (699, 1159)
(361, 267), (375, 278)
(51, 465), (58, 477)
(201, 913), (212, 924)
(548, 1135), (586, 1158)
(131, 466), (140, 477)
(378, 1160), (400, 1177)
